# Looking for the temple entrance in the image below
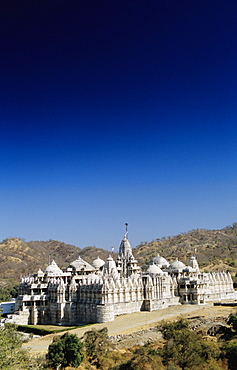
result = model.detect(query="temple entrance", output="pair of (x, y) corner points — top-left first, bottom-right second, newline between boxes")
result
(141, 299), (151, 311)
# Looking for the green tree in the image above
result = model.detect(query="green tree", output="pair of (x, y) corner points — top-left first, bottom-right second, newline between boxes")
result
(83, 327), (110, 368)
(98, 350), (127, 370)
(222, 340), (237, 370)
(157, 318), (218, 370)
(227, 313), (237, 332)
(0, 324), (30, 369)
(128, 345), (165, 370)
(0, 283), (18, 302)
(200, 340), (221, 361)
(157, 318), (190, 341)
(47, 332), (84, 369)
(47, 339), (65, 369)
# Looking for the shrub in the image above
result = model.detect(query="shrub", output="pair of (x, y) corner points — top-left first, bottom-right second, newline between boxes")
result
(47, 333), (84, 369)
(83, 327), (110, 368)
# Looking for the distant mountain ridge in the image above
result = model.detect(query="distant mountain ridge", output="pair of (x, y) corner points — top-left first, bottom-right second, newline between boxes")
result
(0, 238), (110, 280)
(133, 223), (237, 272)
(1, 223), (237, 282)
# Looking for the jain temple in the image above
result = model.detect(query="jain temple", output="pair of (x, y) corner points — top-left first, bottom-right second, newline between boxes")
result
(13, 228), (236, 325)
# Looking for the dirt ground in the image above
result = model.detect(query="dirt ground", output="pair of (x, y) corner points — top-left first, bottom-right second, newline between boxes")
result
(22, 302), (236, 355)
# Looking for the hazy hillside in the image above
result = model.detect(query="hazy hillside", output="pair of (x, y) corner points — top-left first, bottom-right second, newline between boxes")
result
(1, 223), (237, 283)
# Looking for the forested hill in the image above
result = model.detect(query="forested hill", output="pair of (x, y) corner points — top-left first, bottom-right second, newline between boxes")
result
(1, 223), (237, 282)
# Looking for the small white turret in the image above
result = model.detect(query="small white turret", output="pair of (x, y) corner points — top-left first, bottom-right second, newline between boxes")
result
(188, 255), (200, 272)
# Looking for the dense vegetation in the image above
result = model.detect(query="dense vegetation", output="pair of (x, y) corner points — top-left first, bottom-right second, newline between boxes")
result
(0, 324), (44, 369)
(2, 314), (237, 369)
(0, 281), (18, 301)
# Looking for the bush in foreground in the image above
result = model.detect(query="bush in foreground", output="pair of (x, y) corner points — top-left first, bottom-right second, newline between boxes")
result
(47, 333), (84, 369)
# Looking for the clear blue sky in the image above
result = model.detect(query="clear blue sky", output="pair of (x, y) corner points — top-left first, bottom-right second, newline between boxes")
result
(1, 0), (237, 250)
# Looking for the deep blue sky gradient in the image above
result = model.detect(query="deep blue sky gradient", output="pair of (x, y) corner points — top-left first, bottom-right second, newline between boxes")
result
(1, 1), (237, 250)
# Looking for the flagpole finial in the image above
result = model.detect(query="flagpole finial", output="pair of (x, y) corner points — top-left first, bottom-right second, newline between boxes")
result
(125, 223), (128, 237)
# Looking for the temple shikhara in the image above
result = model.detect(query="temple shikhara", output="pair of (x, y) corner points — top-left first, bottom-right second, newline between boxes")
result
(13, 227), (236, 325)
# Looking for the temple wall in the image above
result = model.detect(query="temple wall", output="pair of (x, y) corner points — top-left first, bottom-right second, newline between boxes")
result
(204, 291), (237, 302)
(96, 300), (145, 322)
(96, 304), (115, 322)
(150, 296), (180, 311)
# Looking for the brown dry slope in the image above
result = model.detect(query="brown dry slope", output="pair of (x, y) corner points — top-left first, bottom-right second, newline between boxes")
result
(133, 223), (237, 269)
(0, 238), (109, 280)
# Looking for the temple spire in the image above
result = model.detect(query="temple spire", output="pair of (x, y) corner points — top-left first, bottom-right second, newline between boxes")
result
(119, 224), (133, 260)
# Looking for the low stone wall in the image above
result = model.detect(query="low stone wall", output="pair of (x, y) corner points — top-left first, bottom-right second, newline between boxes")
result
(3, 310), (29, 325)
(214, 302), (237, 307)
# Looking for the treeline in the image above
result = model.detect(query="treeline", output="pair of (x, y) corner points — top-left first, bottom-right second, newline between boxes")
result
(1, 314), (237, 370)
(0, 281), (18, 302)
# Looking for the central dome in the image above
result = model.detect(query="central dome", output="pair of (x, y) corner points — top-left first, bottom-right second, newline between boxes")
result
(92, 256), (105, 270)
(152, 254), (169, 268)
(44, 260), (63, 276)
